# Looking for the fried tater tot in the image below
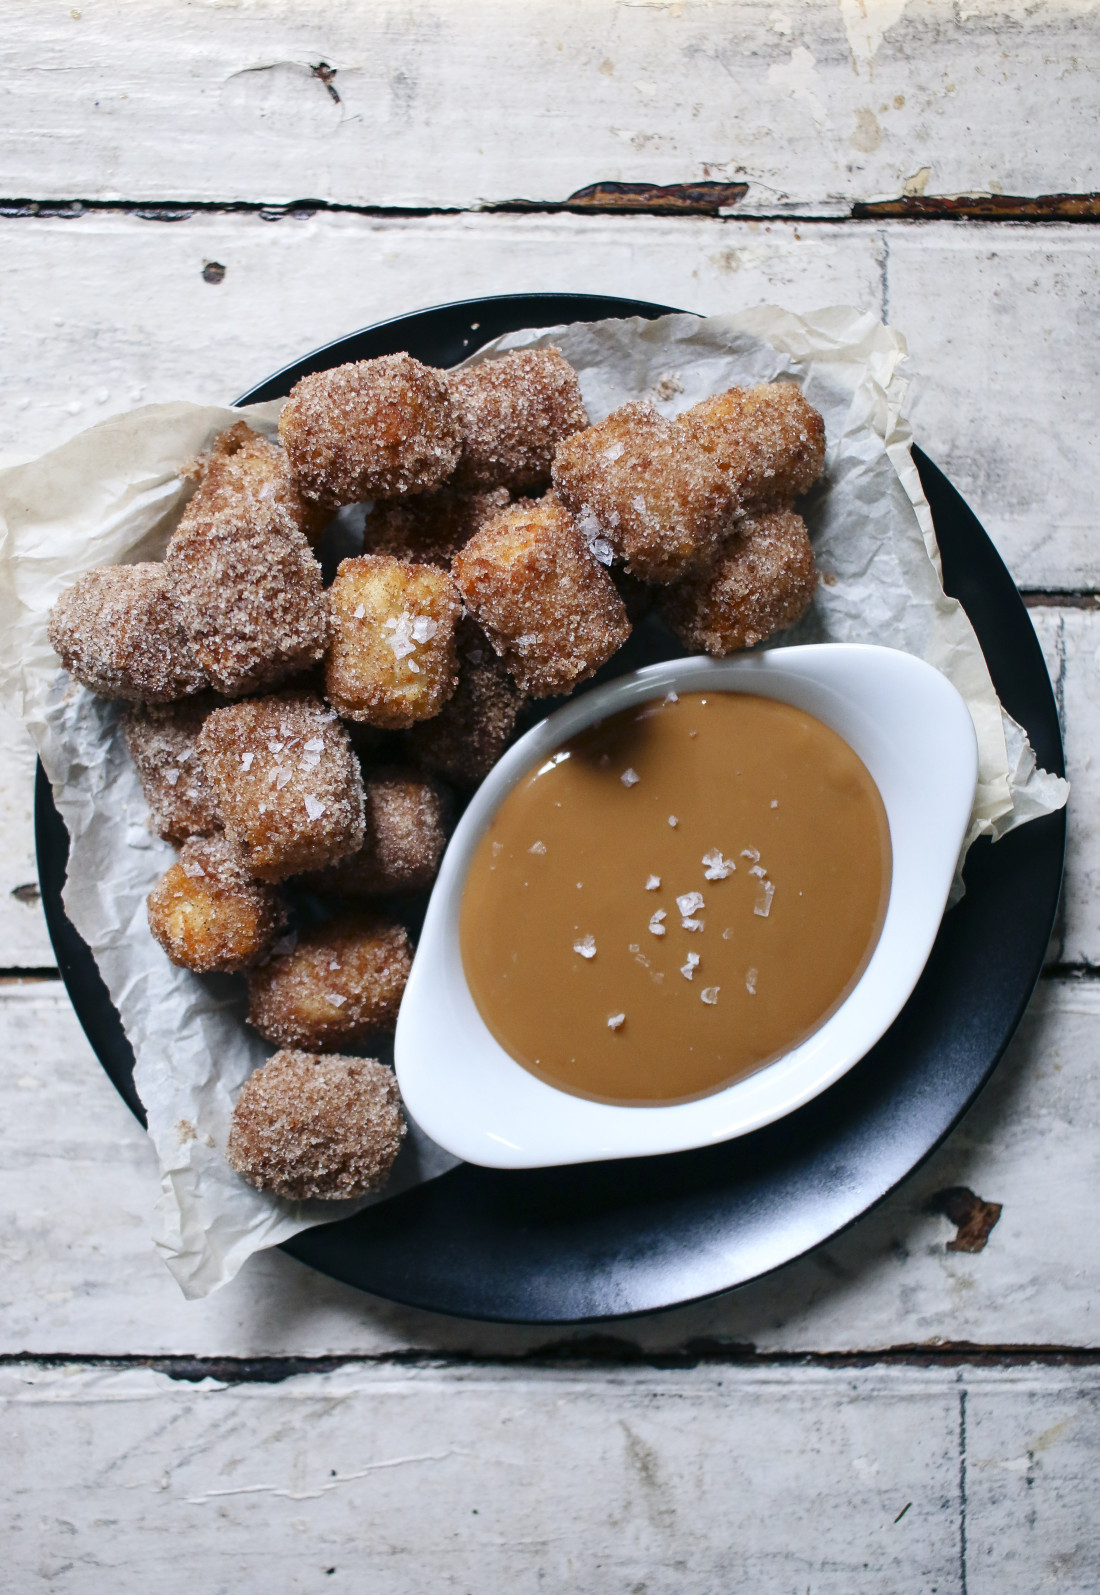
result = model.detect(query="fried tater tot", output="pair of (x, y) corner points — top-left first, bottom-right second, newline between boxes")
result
(278, 353), (461, 511)
(123, 695), (223, 844)
(198, 691), (365, 881)
(406, 616), (526, 788)
(324, 555), (461, 729)
(448, 347), (589, 493)
(656, 507), (818, 655)
(676, 382), (826, 515)
(47, 564), (207, 703)
(183, 420), (331, 546)
(365, 486), (510, 567)
(551, 401), (736, 584)
(147, 834), (286, 973)
(227, 1049), (406, 1200)
(166, 474), (327, 698)
(451, 496), (630, 697)
(306, 767), (451, 897)
(247, 913), (413, 1050)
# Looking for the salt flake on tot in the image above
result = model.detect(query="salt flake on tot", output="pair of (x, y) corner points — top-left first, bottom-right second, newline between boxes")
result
(607, 1012), (626, 1030)
(304, 795), (327, 821)
(645, 874), (661, 890)
(754, 879), (775, 918)
(680, 951), (700, 980)
(648, 909), (667, 937)
(676, 892), (705, 917)
(701, 987), (720, 1005)
(702, 849), (734, 880)
(574, 934), (597, 959)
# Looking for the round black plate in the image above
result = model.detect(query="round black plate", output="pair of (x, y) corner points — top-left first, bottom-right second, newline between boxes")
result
(36, 293), (1065, 1323)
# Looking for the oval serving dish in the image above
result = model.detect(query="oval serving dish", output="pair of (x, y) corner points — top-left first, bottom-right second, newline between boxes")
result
(396, 642), (979, 1168)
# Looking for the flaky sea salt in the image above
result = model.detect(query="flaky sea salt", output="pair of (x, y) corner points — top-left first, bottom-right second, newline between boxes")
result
(645, 874), (661, 890)
(407, 659), (421, 673)
(268, 741), (285, 754)
(770, 800), (779, 809)
(386, 612), (418, 661)
(680, 952), (700, 980)
(325, 993), (347, 1007)
(621, 767), (640, 787)
(275, 767), (292, 790)
(529, 840), (547, 855)
(240, 751), (254, 770)
(701, 987), (719, 1005)
(663, 690), (678, 705)
(411, 615), (438, 644)
(668, 815), (678, 828)
(304, 795), (327, 821)
(682, 918), (704, 932)
(676, 892), (705, 917)
(304, 737), (325, 754)
(353, 604), (366, 619)
(328, 960), (341, 970)
(722, 928), (733, 940)
(607, 1012), (626, 1030)
(632, 495), (648, 516)
(702, 849), (734, 880)
(741, 847), (760, 862)
(164, 769), (180, 787)
(754, 879), (775, 918)
(574, 935), (597, 959)
(602, 441), (626, 462)
(648, 909), (667, 937)
(182, 860), (206, 878)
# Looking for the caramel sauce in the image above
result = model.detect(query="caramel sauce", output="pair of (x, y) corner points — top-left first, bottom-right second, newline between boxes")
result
(460, 692), (891, 1105)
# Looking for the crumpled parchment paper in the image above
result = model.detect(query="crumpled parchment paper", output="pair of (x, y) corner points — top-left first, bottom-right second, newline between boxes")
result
(0, 306), (1067, 1298)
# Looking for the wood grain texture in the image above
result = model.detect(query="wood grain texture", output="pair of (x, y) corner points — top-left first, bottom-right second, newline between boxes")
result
(3, 212), (1098, 590)
(3, 1361), (1098, 1594)
(2, 1), (1098, 212)
(1, 976), (1095, 1356)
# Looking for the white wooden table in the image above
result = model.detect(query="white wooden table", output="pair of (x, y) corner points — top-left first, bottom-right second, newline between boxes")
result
(2, 5), (1098, 1588)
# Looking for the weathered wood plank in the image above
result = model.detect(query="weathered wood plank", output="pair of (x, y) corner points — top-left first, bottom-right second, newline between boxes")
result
(0, 707), (52, 966)
(3, 212), (1099, 590)
(888, 226), (1100, 592)
(3, 1362), (1097, 1593)
(2, 1), (1097, 212)
(1, 976), (1095, 1355)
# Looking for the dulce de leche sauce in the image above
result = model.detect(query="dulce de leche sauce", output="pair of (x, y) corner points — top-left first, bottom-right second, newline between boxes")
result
(460, 691), (891, 1105)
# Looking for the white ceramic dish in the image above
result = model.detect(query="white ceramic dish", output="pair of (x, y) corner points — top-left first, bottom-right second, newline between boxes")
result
(395, 644), (978, 1169)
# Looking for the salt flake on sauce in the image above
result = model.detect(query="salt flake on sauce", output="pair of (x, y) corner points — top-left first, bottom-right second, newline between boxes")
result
(574, 935), (597, 959)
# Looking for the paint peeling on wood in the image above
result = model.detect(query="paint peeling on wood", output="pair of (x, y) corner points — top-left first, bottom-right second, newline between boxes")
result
(854, 193), (1100, 222)
(928, 1187), (1004, 1253)
(515, 180), (750, 216)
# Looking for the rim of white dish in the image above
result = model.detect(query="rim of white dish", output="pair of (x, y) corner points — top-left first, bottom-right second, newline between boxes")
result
(395, 644), (979, 1169)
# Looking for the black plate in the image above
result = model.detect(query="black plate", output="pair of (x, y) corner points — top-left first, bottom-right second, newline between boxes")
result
(36, 293), (1065, 1322)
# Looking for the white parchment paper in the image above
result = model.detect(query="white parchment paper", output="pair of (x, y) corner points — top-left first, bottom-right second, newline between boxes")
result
(0, 307), (1067, 1299)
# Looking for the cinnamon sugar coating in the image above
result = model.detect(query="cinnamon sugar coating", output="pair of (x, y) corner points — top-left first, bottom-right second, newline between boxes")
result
(123, 696), (223, 844)
(247, 913), (413, 1050)
(47, 564), (207, 703)
(677, 382), (826, 515)
(306, 767), (451, 897)
(227, 1049), (406, 1200)
(278, 353), (461, 511)
(451, 496), (630, 698)
(146, 834), (285, 973)
(364, 487), (510, 567)
(183, 421), (331, 546)
(166, 473), (327, 697)
(448, 347), (589, 493)
(406, 616), (526, 788)
(324, 555), (461, 729)
(197, 691), (365, 881)
(657, 507), (818, 655)
(551, 401), (736, 584)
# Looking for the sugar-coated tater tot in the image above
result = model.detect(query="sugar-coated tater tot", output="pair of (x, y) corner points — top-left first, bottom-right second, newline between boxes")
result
(676, 382), (826, 515)
(324, 555), (461, 729)
(183, 421), (331, 546)
(278, 353), (461, 511)
(551, 401), (736, 584)
(123, 696), (223, 844)
(365, 487), (509, 567)
(656, 507), (818, 655)
(451, 495), (630, 697)
(247, 913), (413, 1050)
(406, 616), (526, 788)
(227, 1049), (406, 1200)
(147, 834), (286, 973)
(448, 347), (589, 493)
(306, 767), (451, 897)
(47, 564), (207, 703)
(197, 691), (365, 881)
(166, 473), (327, 697)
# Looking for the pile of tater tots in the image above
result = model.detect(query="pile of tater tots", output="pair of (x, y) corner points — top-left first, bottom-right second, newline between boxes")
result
(47, 346), (825, 1200)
